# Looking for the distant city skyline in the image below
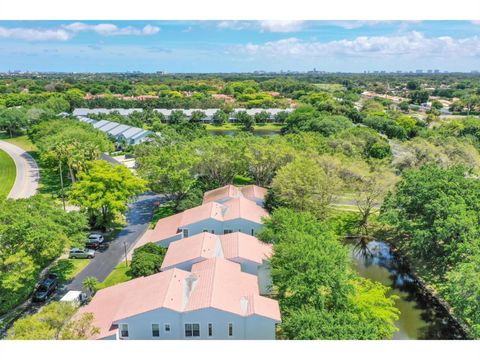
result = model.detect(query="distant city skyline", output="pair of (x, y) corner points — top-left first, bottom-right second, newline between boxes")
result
(1, 20), (479, 73)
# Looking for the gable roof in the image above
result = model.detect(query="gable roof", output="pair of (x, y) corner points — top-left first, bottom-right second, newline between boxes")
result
(150, 199), (268, 243)
(161, 232), (221, 270)
(220, 232), (273, 265)
(240, 185), (268, 202)
(160, 232), (272, 271)
(202, 184), (267, 204)
(77, 258), (281, 339)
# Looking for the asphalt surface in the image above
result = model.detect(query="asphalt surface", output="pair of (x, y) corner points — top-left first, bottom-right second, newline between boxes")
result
(0, 140), (39, 199)
(67, 192), (164, 291)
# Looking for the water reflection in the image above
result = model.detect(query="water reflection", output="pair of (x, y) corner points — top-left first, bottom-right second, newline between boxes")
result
(350, 239), (466, 340)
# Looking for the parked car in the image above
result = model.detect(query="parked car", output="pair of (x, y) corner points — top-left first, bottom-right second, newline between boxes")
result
(69, 248), (95, 259)
(86, 233), (106, 250)
(32, 277), (58, 302)
(88, 234), (104, 243)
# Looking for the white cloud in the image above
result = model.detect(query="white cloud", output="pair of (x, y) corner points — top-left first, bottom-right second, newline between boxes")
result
(231, 32), (480, 58)
(0, 23), (160, 42)
(0, 27), (72, 41)
(217, 21), (253, 31)
(62, 22), (160, 36)
(331, 20), (423, 29)
(217, 20), (305, 32)
(258, 20), (305, 33)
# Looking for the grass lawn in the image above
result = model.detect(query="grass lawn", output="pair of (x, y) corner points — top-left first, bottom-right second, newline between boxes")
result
(49, 259), (91, 283)
(0, 133), (37, 153)
(96, 262), (132, 290)
(0, 149), (16, 198)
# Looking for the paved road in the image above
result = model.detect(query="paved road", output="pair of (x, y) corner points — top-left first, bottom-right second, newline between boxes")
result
(0, 140), (39, 199)
(67, 192), (163, 291)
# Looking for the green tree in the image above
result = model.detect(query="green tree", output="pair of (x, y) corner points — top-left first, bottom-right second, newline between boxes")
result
(0, 196), (87, 314)
(259, 209), (399, 340)
(0, 108), (28, 137)
(7, 301), (99, 340)
(69, 160), (147, 229)
(130, 243), (167, 278)
(235, 110), (253, 127)
(136, 144), (199, 210)
(271, 157), (337, 218)
(82, 276), (99, 295)
(381, 165), (480, 276)
(212, 110), (228, 126)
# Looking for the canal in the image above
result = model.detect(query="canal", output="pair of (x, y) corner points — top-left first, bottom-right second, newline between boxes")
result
(350, 240), (466, 340)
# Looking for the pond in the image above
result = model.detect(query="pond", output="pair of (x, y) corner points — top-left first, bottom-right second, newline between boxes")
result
(208, 129), (280, 137)
(350, 240), (466, 340)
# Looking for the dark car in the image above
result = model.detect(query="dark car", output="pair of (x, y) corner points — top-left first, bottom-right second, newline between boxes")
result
(32, 277), (58, 302)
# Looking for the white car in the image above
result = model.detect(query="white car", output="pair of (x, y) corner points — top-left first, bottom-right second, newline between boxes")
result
(88, 234), (104, 243)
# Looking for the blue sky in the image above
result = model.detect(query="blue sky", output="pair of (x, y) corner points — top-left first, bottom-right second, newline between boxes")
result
(0, 21), (479, 72)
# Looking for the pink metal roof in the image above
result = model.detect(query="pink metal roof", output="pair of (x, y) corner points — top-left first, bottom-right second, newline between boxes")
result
(160, 232), (273, 271)
(220, 232), (273, 265)
(161, 232), (220, 270)
(202, 184), (267, 204)
(76, 269), (190, 339)
(240, 185), (268, 202)
(151, 198), (268, 244)
(203, 185), (241, 204)
(222, 197), (269, 223)
(78, 259), (280, 339)
(186, 258), (280, 321)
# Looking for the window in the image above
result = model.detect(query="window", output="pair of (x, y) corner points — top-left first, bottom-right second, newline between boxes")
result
(251, 229), (255, 236)
(228, 323), (233, 337)
(224, 229), (233, 234)
(164, 324), (171, 333)
(184, 323), (200, 337)
(182, 228), (189, 238)
(152, 324), (160, 337)
(208, 323), (213, 337)
(120, 324), (129, 338)
(210, 230), (215, 234)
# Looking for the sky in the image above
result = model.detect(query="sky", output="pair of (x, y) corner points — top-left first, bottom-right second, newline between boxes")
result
(0, 20), (479, 73)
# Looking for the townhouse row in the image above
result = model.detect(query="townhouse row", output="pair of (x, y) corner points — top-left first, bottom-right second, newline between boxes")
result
(77, 185), (281, 340)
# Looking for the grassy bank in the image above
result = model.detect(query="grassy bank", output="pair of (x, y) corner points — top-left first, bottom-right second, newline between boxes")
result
(96, 262), (132, 290)
(0, 149), (16, 198)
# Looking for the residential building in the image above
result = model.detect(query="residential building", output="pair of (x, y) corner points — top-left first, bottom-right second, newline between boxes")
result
(77, 258), (281, 340)
(203, 184), (267, 206)
(149, 197), (268, 247)
(160, 231), (273, 295)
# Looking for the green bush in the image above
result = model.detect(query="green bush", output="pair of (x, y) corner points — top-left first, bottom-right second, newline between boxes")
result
(130, 243), (166, 278)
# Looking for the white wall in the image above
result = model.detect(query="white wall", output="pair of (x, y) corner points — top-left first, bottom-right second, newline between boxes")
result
(114, 308), (277, 340)
(158, 218), (263, 247)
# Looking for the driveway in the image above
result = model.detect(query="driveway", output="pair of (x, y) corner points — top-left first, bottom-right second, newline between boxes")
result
(67, 192), (164, 291)
(0, 140), (39, 199)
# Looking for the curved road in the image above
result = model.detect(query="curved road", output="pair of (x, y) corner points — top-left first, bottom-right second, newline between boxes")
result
(0, 140), (39, 199)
